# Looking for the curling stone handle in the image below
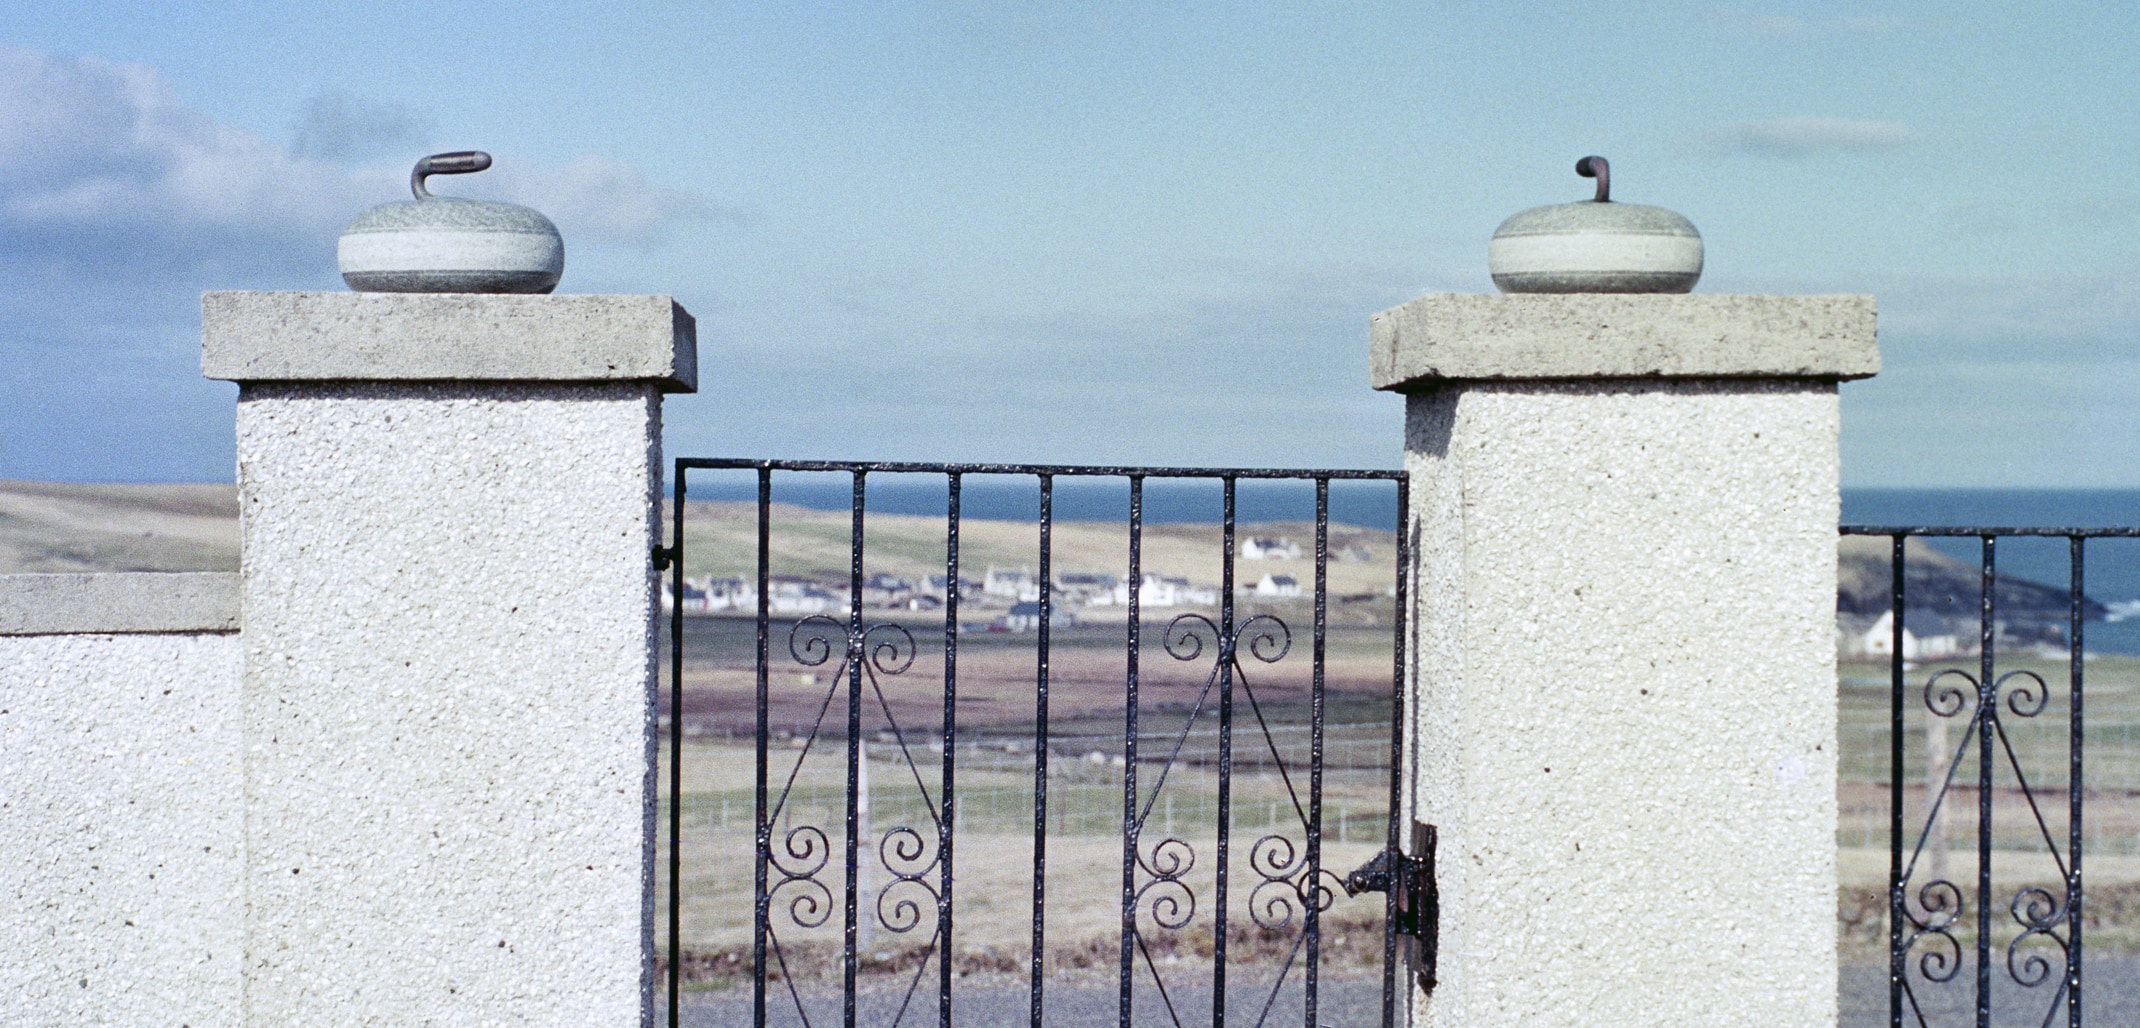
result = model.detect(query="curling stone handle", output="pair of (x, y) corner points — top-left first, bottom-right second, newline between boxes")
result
(1575, 155), (1610, 203)
(411, 151), (494, 200)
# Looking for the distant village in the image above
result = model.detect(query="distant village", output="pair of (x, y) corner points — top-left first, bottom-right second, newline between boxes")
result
(1835, 608), (2076, 662)
(666, 536), (1388, 631)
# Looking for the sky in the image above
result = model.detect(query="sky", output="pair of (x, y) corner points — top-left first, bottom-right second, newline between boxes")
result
(0, 1), (2134, 487)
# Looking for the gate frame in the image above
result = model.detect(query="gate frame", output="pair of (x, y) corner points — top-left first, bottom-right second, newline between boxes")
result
(662, 458), (1415, 1028)
(1843, 525), (2140, 1028)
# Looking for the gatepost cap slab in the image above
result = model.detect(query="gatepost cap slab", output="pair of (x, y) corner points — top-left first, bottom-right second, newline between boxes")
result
(202, 291), (696, 393)
(1371, 293), (1877, 392)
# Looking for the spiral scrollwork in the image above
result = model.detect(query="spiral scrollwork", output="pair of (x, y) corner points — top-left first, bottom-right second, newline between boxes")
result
(1133, 837), (1198, 931)
(1247, 835), (1305, 929)
(2010, 885), (2066, 930)
(1138, 835), (1196, 879)
(769, 824), (831, 879)
(861, 623), (916, 676)
(876, 877), (938, 934)
(1249, 834), (1301, 880)
(1923, 669), (1978, 719)
(1306, 868), (1343, 914)
(873, 825), (940, 935)
(1235, 614), (1292, 664)
(1908, 879), (1963, 933)
(1911, 927), (1964, 983)
(770, 876), (833, 929)
(1998, 669), (2050, 718)
(766, 827), (834, 927)
(765, 826), (836, 930)
(788, 615), (849, 667)
(1136, 876), (1196, 931)
(1163, 614), (1217, 662)
(1898, 879), (1965, 983)
(2001, 885), (2070, 988)
(878, 825), (938, 880)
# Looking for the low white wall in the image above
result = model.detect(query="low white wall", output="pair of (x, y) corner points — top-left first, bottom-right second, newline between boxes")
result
(0, 573), (242, 1027)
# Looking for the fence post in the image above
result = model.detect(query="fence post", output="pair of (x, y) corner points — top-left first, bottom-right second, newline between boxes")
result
(203, 291), (694, 1027)
(1372, 294), (1877, 1027)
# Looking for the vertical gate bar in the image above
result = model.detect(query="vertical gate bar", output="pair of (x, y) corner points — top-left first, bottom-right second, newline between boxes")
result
(1383, 479), (1409, 1028)
(1213, 476), (1237, 1028)
(1030, 474), (1055, 1028)
(1304, 478), (1329, 1028)
(940, 473), (962, 1028)
(668, 465), (687, 1028)
(2068, 536), (2084, 1028)
(845, 470), (868, 1028)
(1888, 533), (1906, 1028)
(1977, 536), (1996, 1028)
(1120, 475), (1144, 1028)
(754, 467), (773, 1028)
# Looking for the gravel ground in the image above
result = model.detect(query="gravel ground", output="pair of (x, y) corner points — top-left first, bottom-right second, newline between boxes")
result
(665, 961), (2140, 1026)
(666, 975), (1386, 1027)
(1841, 957), (2140, 1027)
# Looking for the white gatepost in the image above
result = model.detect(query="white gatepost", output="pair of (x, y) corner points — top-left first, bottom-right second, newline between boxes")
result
(1372, 294), (1878, 1027)
(203, 291), (694, 1026)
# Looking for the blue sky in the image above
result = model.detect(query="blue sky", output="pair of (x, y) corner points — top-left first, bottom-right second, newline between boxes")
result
(1, 2), (2134, 486)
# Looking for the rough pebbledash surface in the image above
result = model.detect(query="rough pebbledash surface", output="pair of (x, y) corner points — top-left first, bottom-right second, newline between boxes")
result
(203, 292), (685, 1027)
(1385, 293), (1868, 1028)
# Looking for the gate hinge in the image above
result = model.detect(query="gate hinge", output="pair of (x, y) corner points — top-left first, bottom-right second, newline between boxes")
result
(652, 543), (677, 571)
(1341, 822), (1438, 993)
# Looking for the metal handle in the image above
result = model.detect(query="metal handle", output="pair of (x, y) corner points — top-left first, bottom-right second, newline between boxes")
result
(1576, 155), (1610, 202)
(411, 151), (493, 199)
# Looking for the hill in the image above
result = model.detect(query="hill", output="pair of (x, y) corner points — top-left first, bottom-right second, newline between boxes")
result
(0, 480), (238, 573)
(0, 483), (2102, 635)
(1837, 535), (2103, 640)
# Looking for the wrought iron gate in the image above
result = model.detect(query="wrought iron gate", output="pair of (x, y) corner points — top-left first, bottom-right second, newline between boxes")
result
(661, 459), (1419, 1027)
(1845, 526), (2135, 1028)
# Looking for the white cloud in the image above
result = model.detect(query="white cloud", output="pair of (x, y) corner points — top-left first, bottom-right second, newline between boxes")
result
(291, 91), (431, 162)
(1704, 116), (1920, 158)
(0, 44), (727, 281)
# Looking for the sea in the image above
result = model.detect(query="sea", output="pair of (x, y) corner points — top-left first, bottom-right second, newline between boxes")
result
(677, 472), (2140, 655)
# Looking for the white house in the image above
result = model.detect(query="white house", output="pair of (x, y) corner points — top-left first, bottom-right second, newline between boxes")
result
(984, 566), (1043, 602)
(661, 576), (754, 614)
(1861, 609), (1964, 661)
(1242, 537), (1300, 560)
(1253, 574), (1301, 598)
(768, 578), (840, 615)
(1000, 601), (1075, 632)
(1055, 572), (1117, 606)
(1107, 573), (1217, 608)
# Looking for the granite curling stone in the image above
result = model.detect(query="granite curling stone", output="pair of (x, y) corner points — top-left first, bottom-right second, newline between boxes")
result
(338, 151), (564, 294)
(1487, 156), (1702, 294)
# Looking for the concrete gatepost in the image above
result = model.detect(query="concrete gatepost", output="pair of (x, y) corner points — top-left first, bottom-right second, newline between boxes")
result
(1371, 294), (1877, 1027)
(202, 291), (695, 1026)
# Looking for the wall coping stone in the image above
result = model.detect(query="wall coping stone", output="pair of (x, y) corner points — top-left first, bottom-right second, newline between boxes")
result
(1370, 293), (1878, 391)
(0, 572), (241, 635)
(201, 291), (697, 393)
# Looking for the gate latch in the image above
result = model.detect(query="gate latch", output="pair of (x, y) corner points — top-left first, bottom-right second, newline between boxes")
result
(1341, 821), (1438, 993)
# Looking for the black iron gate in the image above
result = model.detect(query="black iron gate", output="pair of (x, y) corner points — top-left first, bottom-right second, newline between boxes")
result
(1845, 525), (2136, 1028)
(661, 459), (1419, 1028)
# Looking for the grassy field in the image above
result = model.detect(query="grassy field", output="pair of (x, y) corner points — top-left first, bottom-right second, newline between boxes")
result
(661, 618), (2140, 983)
(0, 480), (237, 572)
(658, 607), (1406, 989)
